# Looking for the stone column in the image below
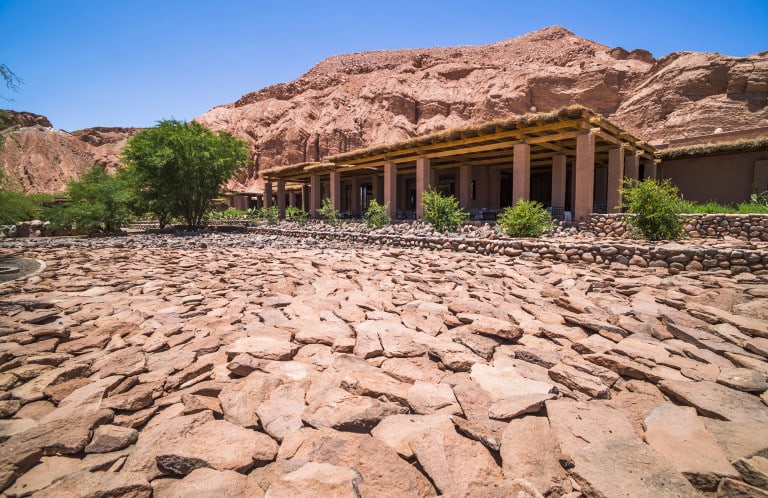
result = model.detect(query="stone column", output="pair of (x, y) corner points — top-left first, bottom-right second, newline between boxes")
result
(372, 174), (382, 204)
(276, 180), (286, 218)
(384, 162), (397, 218)
(607, 147), (625, 213)
(644, 161), (658, 180)
(301, 185), (310, 212)
(551, 155), (567, 210)
(351, 177), (361, 217)
(288, 192), (297, 209)
(754, 160), (768, 192)
(330, 171), (341, 212)
(512, 143), (531, 205)
(416, 157), (431, 218)
(264, 182), (273, 209)
(574, 132), (595, 221)
(624, 153), (640, 182)
(458, 165), (472, 209)
(310, 175), (321, 217)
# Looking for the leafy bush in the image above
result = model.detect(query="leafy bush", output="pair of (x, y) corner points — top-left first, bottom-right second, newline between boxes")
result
(620, 178), (685, 241)
(44, 165), (133, 232)
(421, 188), (468, 232)
(250, 205), (280, 225)
(285, 206), (309, 225)
(364, 199), (390, 229)
(0, 191), (51, 224)
(318, 198), (343, 227)
(751, 190), (768, 207)
(496, 199), (553, 237)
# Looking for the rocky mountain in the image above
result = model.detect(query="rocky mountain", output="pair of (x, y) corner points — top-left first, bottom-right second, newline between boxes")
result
(0, 111), (138, 193)
(3, 26), (767, 193)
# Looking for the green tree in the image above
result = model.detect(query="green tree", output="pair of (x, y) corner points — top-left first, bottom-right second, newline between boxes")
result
(422, 188), (468, 232)
(497, 199), (553, 237)
(121, 120), (249, 228)
(1, 63), (23, 151)
(620, 178), (685, 241)
(44, 165), (133, 232)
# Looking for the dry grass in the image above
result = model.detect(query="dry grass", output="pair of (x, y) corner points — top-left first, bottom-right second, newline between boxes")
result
(659, 137), (768, 160)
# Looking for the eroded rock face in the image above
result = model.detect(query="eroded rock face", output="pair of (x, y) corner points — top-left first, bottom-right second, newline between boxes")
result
(5, 27), (767, 193)
(1, 233), (767, 496)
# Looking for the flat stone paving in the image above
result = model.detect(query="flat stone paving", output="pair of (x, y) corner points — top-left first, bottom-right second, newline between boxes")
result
(1, 233), (767, 497)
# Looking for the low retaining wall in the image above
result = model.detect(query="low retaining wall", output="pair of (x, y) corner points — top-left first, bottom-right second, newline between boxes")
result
(250, 226), (768, 274)
(579, 213), (768, 241)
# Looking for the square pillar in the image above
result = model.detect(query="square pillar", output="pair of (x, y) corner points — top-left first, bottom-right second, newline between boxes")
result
(372, 174), (382, 203)
(574, 132), (596, 221)
(416, 157), (431, 218)
(551, 154), (567, 209)
(644, 161), (658, 180)
(458, 165), (472, 209)
(512, 143), (531, 205)
(754, 160), (768, 192)
(276, 180), (286, 218)
(264, 182), (273, 209)
(310, 175), (321, 217)
(301, 185), (310, 212)
(489, 169), (501, 209)
(607, 147), (625, 213)
(624, 153), (640, 182)
(329, 171), (341, 211)
(351, 177), (361, 217)
(384, 162), (397, 218)
(288, 192), (297, 208)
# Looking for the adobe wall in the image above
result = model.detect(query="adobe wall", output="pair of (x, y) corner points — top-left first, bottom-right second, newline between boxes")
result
(660, 150), (768, 204)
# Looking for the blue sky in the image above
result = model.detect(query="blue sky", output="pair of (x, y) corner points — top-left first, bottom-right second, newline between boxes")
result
(1, 0), (766, 131)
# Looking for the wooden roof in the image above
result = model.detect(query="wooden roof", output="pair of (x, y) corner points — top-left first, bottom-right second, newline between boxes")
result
(261, 105), (656, 181)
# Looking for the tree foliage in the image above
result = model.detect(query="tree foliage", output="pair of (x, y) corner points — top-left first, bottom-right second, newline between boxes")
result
(620, 178), (685, 241)
(43, 165), (133, 232)
(121, 120), (249, 228)
(318, 197), (343, 227)
(497, 199), (553, 237)
(422, 188), (468, 232)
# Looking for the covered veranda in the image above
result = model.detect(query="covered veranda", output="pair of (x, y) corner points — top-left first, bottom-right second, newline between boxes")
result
(259, 106), (657, 222)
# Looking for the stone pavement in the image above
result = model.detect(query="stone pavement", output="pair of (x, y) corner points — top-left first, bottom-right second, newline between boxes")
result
(1, 233), (767, 497)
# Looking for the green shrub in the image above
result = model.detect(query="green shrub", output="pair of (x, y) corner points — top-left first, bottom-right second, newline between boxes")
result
(496, 199), (553, 237)
(0, 191), (51, 224)
(751, 190), (768, 207)
(318, 198), (343, 227)
(43, 165), (133, 232)
(422, 188), (468, 232)
(620, 178), (685, 241)
(364, 199), (390, 229)
(285, 206), (309, 225)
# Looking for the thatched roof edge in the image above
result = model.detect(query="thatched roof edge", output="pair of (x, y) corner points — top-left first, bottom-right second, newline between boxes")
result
(659, 137), (768, 160)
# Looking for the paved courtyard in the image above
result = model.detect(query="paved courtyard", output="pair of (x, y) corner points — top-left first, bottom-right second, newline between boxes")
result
(1, 233), (767, 496)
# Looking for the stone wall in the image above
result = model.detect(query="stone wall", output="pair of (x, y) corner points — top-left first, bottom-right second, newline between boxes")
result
(250, 226), (768, 274)
(577, 213), (768, 242)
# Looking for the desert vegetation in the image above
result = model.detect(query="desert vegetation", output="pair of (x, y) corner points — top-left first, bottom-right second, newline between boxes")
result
(421, 188), (468, 233)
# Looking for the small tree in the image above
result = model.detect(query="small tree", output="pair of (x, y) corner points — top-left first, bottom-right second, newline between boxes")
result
(620, 178), (685, 240)
(422, 188), (468, 232)
(121, 120), (249, 228)
(44, 165), (133, 232)
(318, 197), (343, 227)
(497, 199), (553, 237)
(364, 199), (390, 229)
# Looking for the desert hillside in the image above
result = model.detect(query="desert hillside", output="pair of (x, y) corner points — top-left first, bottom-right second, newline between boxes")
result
(3, 26), (767, 193)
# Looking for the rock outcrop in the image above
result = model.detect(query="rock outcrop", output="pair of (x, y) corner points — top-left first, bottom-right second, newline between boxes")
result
(3, 26), (767, 193)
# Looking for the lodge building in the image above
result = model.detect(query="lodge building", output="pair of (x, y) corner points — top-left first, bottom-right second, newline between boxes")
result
(230, 106), (768, 221)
